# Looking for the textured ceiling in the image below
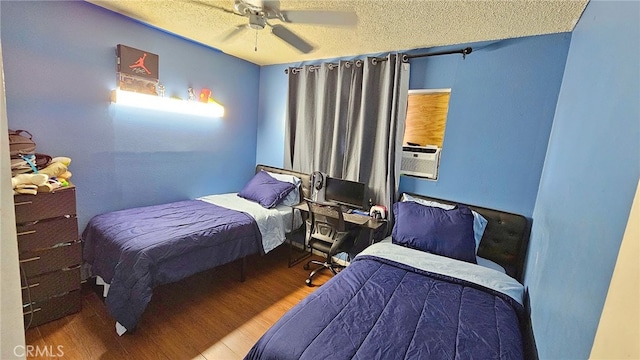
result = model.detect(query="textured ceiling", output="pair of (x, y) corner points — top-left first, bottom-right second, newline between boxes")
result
(88, 0), (589, 66)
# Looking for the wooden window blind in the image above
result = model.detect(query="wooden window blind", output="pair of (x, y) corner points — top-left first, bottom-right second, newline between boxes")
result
(403, 89), (451, 148)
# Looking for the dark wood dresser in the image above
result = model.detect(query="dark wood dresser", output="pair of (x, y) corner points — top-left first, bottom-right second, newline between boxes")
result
(14, 185), (82, 328)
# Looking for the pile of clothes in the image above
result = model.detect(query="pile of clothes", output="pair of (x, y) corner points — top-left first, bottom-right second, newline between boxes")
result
(9, 129), (73, 195)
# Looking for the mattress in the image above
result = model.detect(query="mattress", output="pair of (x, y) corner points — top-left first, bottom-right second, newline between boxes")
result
(246, 242), (525, 360)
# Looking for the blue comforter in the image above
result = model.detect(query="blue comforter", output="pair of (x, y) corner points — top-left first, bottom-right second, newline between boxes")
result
(82, 200), (262, 331)
(246, 255), (524, 360)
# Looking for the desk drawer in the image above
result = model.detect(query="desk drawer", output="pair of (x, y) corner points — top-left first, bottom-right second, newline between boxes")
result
(14, 186), (76, 223)
(23, 290), (81, 328)
(21, 267), (80, 303)
(16, 216), (78, 252)
(19, 241), (82, 278)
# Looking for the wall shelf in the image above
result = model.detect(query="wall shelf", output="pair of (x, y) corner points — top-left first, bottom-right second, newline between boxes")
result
(110, 89), (224, 118)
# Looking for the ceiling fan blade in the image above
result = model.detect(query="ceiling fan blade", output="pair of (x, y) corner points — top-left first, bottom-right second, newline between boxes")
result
(280, 10), (358, 26)
(270, 24), (314, 53)
(219, 25), (248, 42)
(191, 0), (242, 17)
(261, 0), (280, 12)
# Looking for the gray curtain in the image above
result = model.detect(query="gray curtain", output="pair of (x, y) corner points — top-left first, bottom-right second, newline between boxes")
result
(284, 54), (410, 212)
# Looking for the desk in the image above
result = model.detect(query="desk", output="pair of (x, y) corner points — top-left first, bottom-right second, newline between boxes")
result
(292, 202), (384, 229)
(286, 203), (386, 267)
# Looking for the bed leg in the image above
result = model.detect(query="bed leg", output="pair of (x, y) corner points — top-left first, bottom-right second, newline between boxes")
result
(240, 257), (246, 282)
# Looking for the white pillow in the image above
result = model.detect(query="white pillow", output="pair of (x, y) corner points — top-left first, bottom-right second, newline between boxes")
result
(476, 256), (506, 273)
(266, 171), (301, 207)
(380, 235), (506, 274)
(400, 193), (488, 252)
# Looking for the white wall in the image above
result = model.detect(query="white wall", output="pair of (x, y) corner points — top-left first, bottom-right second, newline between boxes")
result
(0, 43), (26, 359)
(590, 179), (640, 359)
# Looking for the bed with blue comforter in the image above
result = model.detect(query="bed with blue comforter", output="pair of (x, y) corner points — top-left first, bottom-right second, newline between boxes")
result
(82, 165), (309, 334)
(246, 243), (525, 360)
(246, 193), (531, 360)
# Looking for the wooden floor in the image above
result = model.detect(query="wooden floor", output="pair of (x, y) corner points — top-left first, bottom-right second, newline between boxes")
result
(24, 245), (332, 359)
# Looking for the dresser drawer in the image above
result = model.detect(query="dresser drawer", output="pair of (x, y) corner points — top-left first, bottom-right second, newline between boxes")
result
(23, 290), (81, 328)
(19, 241), (82, 278)
(16, 216), (78, 253)
(21, 267), (81, 304)
(14, 186), (76, 223)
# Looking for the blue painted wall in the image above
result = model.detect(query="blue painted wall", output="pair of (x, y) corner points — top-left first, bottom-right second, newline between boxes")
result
(1, 1), (260, 230)
(257, 34), (570, 217)
(524, 1), (640, 358)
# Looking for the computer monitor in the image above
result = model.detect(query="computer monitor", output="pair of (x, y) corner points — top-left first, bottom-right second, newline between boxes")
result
(324, 177), (366, 210)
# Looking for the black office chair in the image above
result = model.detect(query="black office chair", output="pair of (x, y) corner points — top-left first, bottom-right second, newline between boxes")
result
(303, 199), (357, 286)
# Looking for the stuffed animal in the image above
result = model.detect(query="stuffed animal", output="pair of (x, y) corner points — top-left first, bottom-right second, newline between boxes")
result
(39, 157), (72, 184)
(39, 157), (69, 176)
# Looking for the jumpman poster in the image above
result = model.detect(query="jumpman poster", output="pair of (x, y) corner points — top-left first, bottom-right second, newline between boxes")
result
(116, 44), (158, 80)
(116, 44), (159, 95)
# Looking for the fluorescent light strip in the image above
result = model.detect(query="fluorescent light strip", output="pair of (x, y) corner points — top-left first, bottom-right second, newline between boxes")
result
(111, 89), (224, 118)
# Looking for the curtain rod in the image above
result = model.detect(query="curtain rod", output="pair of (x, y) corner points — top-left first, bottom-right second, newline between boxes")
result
(403, 47), (472, 61)
(284, 47), (472, 74)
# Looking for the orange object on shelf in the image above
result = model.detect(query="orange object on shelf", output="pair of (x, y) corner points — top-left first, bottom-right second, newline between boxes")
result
(199, 88), (211, 103)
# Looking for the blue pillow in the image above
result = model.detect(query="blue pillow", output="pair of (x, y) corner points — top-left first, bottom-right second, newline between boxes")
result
(400, 193), (488, 252)
(238, 170), (296, 209)
(392, 201), (477, 264)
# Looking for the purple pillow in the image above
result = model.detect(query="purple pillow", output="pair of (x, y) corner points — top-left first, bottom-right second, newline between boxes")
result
(392, 201), (477, 264)
(238, 170), (296, 209)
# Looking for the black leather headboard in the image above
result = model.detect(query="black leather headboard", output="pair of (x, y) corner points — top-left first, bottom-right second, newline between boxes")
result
(403, 193), (531, 283)
(255, 164), (311, 203)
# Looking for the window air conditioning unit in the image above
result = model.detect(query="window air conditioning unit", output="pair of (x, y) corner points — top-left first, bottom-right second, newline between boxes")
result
(400, 145), (441, 180)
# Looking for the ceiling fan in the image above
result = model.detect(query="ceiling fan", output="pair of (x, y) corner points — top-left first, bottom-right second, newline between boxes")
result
(194, 0), (358, 54)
